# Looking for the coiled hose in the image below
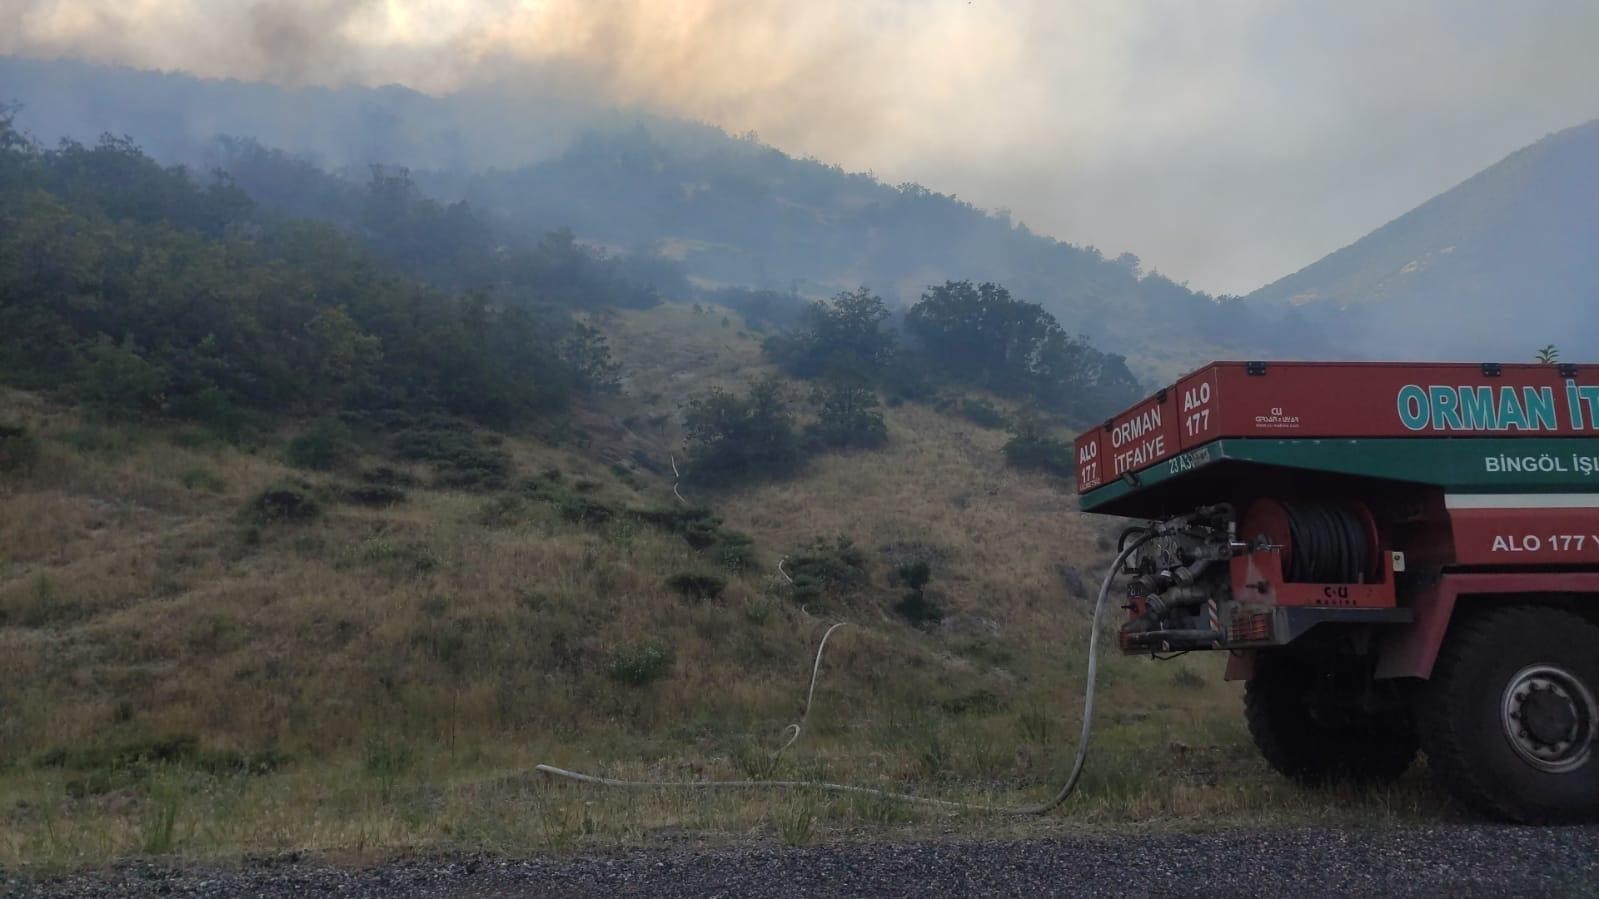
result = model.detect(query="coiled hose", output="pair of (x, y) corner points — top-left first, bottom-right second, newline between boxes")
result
(535, 530), (1158, 816)
(1280, 501), (1370, 584)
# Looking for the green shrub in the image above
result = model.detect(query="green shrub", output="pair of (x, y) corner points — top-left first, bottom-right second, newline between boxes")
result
(362, 466), (420, 487)
(522, 477), (616, 526)
(341, 485), (407, 507)
(958, 397), (1008, 429)
(608, 640), (675, 685)
(893, 559), (943, 627)
(57, 425), (132, 455)
(940, 689), (1007, 716)
(682, 375), (804, 485)
(665, 571), (727, 601)
(0, 423), (39, 474)
(286, 418), (355, 470)
(807, 380), (888, 450)
(178, 466), (226, 492)
(787, 535), (869, 603)
(77, 337), (169, 417)
(246, 485), (321, 524)
(633, 505), (723, 548)
(0, 575), (81, 628)
(392, 424), (511, 491)
(1001, 411), (1074, 478)
(359, 539), (438, 574)
(715, 530), (757, 573)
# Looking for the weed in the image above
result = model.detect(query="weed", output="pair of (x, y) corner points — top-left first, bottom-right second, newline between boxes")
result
(523, 478), (615, 527)
(1170, 665), (1208, 690)
(892, 561), (942, 626)
(362, 736), (414, 801)
(608, 462), (640, 489)
(0, 423), (40, 474)
(359, 539), (438, 575)
(956, 638), (1015, 670)
(286, 418), (354, 471)
(391, 425), (511, 491)
(608, 640), (674, 685)
(940, 690), (1007, 716)
(56, 425), (132, 455)
(246, 484), (321, 524)
(139, 776), (182, 855)
(178, 466), (226, 492)
(743, 599), (772, 625)
(341, 484), (407, 507)
(362, 466), (420, 487)
(958, 397), (1008, 429)
(1016, 704), (1053, 744)
(166, 425), (221, 449)
(778, 794), (818, 846)
(1, 575), (80, 628)
(786, 535), (869, 604)
(664, 571), (727, 602)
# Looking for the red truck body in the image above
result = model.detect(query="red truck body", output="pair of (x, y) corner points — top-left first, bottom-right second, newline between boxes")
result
(1074, 361), (1599, 823)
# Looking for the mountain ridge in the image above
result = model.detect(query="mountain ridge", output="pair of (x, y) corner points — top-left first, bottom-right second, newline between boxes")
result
(1248, 117), (1599, 360)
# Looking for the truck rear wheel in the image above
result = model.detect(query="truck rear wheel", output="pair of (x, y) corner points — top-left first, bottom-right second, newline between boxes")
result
(1245, 652), (1417, 785)
(1419, 605), (1599, 823)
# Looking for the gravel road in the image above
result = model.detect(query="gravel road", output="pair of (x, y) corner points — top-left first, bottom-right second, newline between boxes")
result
(6, 825), (1598, 897)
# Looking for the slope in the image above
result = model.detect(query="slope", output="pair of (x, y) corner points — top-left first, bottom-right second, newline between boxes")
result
(0, 305), (1449, 868)
(1248, 118), (1599, 360)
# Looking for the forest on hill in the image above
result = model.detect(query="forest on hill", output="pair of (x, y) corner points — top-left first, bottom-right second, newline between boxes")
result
(0, 55), (1308, 377)
(0, 107), (1144, 442)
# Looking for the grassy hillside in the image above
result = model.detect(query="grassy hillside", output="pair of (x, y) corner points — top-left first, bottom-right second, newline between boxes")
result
(0, 304), (1453, 870)
(1248, 118), (1599, 361)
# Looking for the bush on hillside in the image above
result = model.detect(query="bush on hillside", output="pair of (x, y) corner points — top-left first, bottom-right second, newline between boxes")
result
(906, 280), (1142, 417)
(1001, 411), (1074, 478)
(893, 560), (943, 626)
(764, 287), (897, 381)
(0, 423), (39, 474)
(286, 418), (355, 470)
(786, 535), (869, 604)
(665, 571), (728, 602)
(608, 640), (675, 685)
(391, 424), (512, 491)
(958, 397), (1008, 430)
(807, 379), (888, 450)
(681, 376), (804, 485)
(246, 485), (322, 524)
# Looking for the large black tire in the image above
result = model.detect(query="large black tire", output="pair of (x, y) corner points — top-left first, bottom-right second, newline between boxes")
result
(1418, 605), (1599, 823)
(1246, 652), (1417, 785)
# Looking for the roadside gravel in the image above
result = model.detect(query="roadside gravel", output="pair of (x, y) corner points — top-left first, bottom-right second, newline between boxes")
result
(6, 824), (1597, 897)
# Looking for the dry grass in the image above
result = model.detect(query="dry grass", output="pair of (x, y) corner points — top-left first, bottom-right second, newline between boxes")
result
(0, 304), (1459, 871)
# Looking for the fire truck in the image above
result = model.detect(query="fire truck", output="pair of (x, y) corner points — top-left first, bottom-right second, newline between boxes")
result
(1075, 361), (1598, 822)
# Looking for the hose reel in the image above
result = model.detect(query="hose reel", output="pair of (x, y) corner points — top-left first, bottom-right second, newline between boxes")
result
(1242, 498), (1379, 584)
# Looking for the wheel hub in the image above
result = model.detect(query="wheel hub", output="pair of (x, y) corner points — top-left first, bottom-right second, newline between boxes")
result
(1501, 664), (1597, 774)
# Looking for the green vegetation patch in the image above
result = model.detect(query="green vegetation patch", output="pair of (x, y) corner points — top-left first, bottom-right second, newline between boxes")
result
(608, 639), (675, 685)
(0, 423), (39, 474)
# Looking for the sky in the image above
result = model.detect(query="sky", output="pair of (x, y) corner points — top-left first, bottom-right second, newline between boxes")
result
(5, 0), (1598, 294)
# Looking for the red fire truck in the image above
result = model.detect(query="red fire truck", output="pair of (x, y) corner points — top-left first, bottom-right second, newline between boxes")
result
(1075, 361), (1599, 822)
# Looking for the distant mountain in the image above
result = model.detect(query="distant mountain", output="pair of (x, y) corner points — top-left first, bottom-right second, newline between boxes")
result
(1249, 119), (1599, 362)
(414, 129), (1295, 373)
(0, 55), (1305, 379)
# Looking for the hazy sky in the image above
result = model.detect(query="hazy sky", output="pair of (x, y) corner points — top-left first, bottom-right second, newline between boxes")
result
(6, 0), (1598, 293)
